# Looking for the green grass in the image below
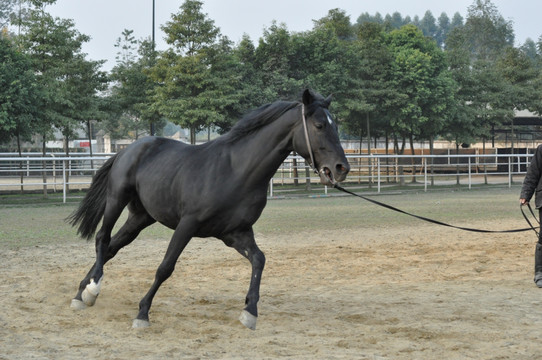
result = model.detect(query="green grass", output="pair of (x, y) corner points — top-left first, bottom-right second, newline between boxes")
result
(0, 186), (526, 250)
(0, 191), (85, 205)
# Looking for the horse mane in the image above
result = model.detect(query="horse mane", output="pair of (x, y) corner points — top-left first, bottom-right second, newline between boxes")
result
(222, 100), (300, 143)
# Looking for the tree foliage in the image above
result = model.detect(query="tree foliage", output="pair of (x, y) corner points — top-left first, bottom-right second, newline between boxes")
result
(0, 35), (41, 145)
(12, 0), (107, 153)
(2, 0), (542, 155)
(150, 0), (241, 143)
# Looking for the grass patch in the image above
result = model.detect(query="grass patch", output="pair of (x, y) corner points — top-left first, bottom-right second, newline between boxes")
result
(0, 191), (85, 206)
(0, 186), (526, 250)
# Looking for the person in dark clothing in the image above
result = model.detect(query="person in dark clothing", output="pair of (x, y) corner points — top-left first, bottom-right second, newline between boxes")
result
(520, 144), (542, 288)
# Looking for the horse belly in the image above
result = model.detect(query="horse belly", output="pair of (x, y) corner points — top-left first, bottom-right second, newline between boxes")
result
(134, 180), (182, 230)
(198, 196), (267, 237)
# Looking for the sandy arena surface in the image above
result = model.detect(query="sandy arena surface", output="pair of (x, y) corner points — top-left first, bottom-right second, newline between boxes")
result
(0, 219), (540, 359)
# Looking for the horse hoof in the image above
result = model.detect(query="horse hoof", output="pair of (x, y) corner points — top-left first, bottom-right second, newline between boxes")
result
(132, 319), (151, 328)
(239, 310), (257, 330)
(70, 299), (87, 310)
(81, 278), (102, 306)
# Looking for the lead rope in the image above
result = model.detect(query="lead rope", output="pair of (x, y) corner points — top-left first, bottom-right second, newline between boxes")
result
(520, 203), (539, 237)
(300, 104), (319, 175)
(299, 104), (534, 235)
(333, 183), (534, 234)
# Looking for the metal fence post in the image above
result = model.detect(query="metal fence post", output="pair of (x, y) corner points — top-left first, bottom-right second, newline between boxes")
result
(377, 157), (381, 193)
(468, 156), (472, 189)
(62, 160), (67, 203)
(508, 156), (512, 188)
(424, 157), (427, 192)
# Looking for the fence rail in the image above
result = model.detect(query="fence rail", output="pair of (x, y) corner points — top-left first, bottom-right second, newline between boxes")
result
(0, 152), (532, 202)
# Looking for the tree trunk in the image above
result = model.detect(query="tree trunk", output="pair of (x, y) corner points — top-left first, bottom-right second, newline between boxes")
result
(304, 160), (311, 191)
(429, 136), (434, 187)
(366, 113), (372, 188)
(456, 143), (460, 186)
(292, 153), (299, 186)
(385, 130), (390, 182)
(409, 133), (417, 183)
(87, 119), (94, 170)
(483, 138), (488, 185)
(358, 129), (363, 184)
(64, 134), (70, 193)
(190, 126), (196, 145)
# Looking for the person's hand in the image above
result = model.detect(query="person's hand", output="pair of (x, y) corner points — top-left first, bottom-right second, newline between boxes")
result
(520, 198), (529, 206)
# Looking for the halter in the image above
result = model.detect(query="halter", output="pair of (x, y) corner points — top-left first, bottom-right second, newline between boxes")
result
(301, 104), (319, 175)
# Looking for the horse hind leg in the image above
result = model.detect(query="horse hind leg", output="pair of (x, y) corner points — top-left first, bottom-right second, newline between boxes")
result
(71, 202), (153, 309)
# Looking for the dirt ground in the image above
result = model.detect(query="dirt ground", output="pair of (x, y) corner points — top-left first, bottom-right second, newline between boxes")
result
(0, 217), (540, 359)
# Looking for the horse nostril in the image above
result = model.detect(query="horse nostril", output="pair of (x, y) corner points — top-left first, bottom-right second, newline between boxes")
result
(336, 164), (349, 174)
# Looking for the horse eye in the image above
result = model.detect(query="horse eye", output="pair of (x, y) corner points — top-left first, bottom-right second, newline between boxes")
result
(315, 122), (324, 130)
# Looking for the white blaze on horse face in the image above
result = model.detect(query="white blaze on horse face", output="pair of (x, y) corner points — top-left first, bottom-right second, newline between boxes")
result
(325, 110), (334, 125)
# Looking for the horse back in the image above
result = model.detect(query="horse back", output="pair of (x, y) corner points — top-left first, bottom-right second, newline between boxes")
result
(110, 137), (266, 235)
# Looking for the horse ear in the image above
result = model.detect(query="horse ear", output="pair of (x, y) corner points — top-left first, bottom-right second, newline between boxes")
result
(302, 89), (314, 106)
(324, 94), (332, 108)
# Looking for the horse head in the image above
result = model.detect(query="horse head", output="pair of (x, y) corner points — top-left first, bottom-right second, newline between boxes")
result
(294, 89), (350, 186)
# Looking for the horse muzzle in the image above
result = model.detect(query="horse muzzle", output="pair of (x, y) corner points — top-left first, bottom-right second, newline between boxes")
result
(318, 163), (350, 186)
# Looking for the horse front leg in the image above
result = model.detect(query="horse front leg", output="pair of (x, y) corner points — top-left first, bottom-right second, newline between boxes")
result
(221, 229), (266, 330)
(132, 219), (195, 328)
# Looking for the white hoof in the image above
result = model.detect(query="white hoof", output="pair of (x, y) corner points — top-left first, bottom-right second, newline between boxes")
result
(81, 277), (102, 306)
(239, 310), (257, 330)
(132, 319), (151, 328)
(70, 298), (87, 310)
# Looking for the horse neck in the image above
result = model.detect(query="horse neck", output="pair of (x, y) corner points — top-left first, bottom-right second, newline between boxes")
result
(229, 107), (299, 186)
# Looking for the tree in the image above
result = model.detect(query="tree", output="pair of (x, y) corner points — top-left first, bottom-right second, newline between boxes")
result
(0, 35), (41, 148)
(463, 0), (514, 61)
(16, 1), (104, 155)
(107, 31), (160, 140)
(0, 0), (17, 29)
(64, 54), (108, 156)
(230, 34), (269, 119)
(342, 22), (396, 154)
(312, 8), (354, 40)
(294, 10), (353, 97)
(496, 47), (539, 112)
(435, 13), (450, 48)
(15, 0), (107, 195)
(387, 25), (453, 153)
(419, 11), (437, 39)
(446, 0), (516, 151)
(204, 36), (245, 133)
(163, 0), (219, 57)
(450, 12), (465, 29)
(151, 0), (235, 144)
(253, 21), (300, 101)
(384, 12), (406, 30)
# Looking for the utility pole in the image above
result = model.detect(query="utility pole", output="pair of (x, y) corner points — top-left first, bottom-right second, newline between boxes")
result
(150, 0), (156, 136)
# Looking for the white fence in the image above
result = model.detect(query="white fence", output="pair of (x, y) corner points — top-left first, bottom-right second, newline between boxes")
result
(0, 153), (111, 203)
(0, 152), (533, 202)
(269, 152), (531, 196)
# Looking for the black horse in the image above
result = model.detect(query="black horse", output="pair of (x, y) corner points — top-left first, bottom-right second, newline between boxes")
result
(68, 89), (350, 329)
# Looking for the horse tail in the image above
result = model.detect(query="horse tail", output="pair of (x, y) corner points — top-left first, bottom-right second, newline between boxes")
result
(66, 154), (117, 240)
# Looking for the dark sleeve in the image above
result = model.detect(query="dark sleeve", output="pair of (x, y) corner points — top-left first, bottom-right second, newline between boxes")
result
(520, 145), (542, 201)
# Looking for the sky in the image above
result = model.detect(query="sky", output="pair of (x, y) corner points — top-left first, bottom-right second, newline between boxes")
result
(47, 0), (542, 71)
